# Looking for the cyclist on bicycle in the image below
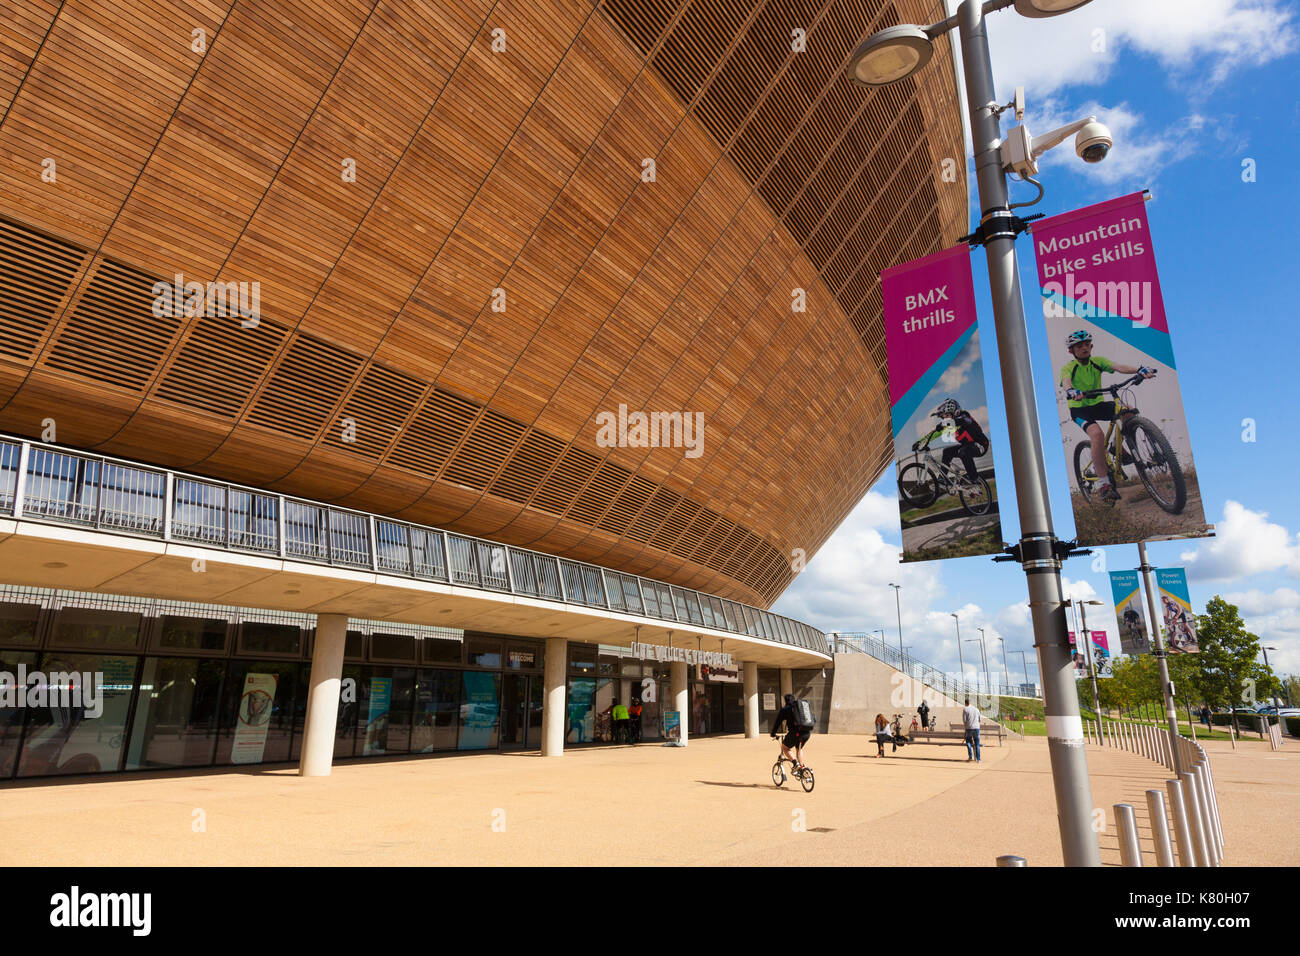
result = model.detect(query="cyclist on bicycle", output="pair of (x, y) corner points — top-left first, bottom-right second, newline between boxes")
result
(1122, 605), (1142, 640)
(770, 693), (812, 771)
(911, 398), (989, 487)
(1059, 330), (1155, 503)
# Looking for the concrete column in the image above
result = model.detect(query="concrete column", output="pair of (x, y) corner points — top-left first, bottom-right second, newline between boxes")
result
(779, 668), (793, 699)
(541, 636), (567, 756)
(300, 613), (347, 777)
(670, 661), (689, 746)
(743, 661), (759, 739)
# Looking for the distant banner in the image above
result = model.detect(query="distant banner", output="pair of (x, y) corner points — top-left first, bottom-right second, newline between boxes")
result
(1032, 193), (1210, 546)
(1069, 631), (1113, 678)
(882, 245), (1003, 562)
(1157, 567), (1200, 653)
(1109, 570), (1151, 655)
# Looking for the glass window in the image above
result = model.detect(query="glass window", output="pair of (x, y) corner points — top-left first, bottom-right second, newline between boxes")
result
(567, 642), (595, 674)
(466, 637), (501, 669)
(411, 669), (460, 753)
(156, 615), (227, 652)
(422, 638), (461, 664)
(49, 608), (141, 649)
(17, 652), (139, 777)
(0, 602), (41, 646)
(124, 657), (225, 769)
(565, 678), (595, 744)
(358, 667), (414, 756)
(505, 644), (539, 670)
(332, 663), (361, 759)
(0, 650), (38, 778)
(638, 679), (660, 741)
(344, 630), (365, 660)
(597, 653), (619, 676)
(212, 660), (298, 765)
(458, 672), (500, 750)
(370, 632), (417, 663)
(238, 621), (302, 657)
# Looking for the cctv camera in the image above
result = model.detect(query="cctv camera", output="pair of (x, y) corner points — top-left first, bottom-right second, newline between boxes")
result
(1075, 120), (1112, 163)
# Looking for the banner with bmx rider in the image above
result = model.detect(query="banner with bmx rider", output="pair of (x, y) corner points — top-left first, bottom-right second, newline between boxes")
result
(1031, 192), (1210, 546)
(882, 245), (1003, 562)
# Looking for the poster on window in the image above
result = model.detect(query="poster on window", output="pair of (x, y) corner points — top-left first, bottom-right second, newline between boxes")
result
(232, 672), (278, 764)
(1157, 567), (1200, 654)
(1109, 570), (1151, 655)
(1031, 192), (1210, 547)
(363, 677), (391, 756)
(458, 672), (500, 750)
(882, 245), (1003, 562)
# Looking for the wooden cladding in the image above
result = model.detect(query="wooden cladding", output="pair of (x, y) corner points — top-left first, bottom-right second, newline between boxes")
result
(0, 0), (964, 606)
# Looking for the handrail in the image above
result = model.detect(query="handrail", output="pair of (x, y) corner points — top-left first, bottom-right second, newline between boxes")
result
(831, 630), (1039, 703)
(0, 434), (829, 657)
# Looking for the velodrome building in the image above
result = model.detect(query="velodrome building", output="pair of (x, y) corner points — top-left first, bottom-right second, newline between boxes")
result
(0, 0), (966, 778)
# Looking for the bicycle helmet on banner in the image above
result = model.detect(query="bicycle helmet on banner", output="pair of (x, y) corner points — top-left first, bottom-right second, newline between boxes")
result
(936, 398), (960, 416)
(1066, 330), (1093, 349)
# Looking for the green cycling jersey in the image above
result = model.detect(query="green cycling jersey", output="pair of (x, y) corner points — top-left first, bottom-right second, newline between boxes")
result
(1060, 356), (1115, 408)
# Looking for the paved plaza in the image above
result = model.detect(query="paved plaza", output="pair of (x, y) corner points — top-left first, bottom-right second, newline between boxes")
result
(1, 734), (1294, 866)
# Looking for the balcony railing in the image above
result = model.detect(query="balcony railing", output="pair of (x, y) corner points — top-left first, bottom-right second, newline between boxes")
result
(0, 435), (829, 656)
(832, 631), (1040, 702)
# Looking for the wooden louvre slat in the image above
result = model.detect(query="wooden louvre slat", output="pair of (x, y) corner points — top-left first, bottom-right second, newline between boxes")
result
(323, 362), (425, 460)
(442, 409), (527, 492)
(0, 215), (86, 361)
(155, 314), (288, 418)
(245, 332), (362, 441)
(490, 428), (565, 505)
(45, 258), (179, 392)
(387, 387), (478, 478)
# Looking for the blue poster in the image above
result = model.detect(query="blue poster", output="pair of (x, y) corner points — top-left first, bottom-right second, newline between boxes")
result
(363, 677), (391, 756)
(566, 678), (594, 743)
(458, 672), (500, 750)
(1109, 570), (1150, 655)
(1156, 567), (1199, 654)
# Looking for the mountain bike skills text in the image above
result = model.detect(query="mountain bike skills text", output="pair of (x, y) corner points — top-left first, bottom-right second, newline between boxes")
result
(1038, 215), (1151, 325)
(0, 666), (102, 718)
(899, 285), (955, 333)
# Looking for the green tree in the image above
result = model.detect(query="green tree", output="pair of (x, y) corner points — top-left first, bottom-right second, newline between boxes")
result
(1183, 596), (1280, 733)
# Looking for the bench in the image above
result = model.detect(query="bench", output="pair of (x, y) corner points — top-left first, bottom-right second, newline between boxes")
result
(906, 722), (1006, 747)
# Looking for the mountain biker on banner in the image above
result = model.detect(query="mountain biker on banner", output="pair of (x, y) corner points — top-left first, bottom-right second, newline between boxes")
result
(1060, 330), (1156, 503)
(911, 398), (989, 489)
(770, 693), (814, 772)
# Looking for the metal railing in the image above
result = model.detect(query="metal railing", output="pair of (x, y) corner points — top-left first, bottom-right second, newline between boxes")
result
(831, 631), (1039, 703)
(0, 434), (829, 657)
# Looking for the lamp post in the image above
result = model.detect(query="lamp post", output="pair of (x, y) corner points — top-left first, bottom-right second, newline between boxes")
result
(1066, 598), (1104, 727)
(1017, 649), (1032, 691)
(848, 0), (1100, 866)
(1262, 646), (1283, 734)
(977, 626), (990, 689)
(952, 612), (965, 686)
(889, 582), (904, 660)
(996, 634), (1010, 693)
(964, 639), (985, 692)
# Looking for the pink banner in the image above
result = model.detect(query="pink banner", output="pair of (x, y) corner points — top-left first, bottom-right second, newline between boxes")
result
(1032, 193), (1210, 546)
(882, 245), (1002, 562)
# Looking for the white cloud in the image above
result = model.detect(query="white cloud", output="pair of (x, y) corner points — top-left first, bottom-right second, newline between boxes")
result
(985, 0), (1298, 99)
(1180, 500), (1300, 581)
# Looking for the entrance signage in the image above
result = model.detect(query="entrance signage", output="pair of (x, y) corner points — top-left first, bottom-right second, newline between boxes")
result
(629, 642), (732, 667)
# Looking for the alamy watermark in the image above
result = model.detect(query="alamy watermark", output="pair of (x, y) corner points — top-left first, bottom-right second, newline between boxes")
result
(595, 404), (704, 459)
(152, 272), (261, 328)
(0, 666), (103, 718)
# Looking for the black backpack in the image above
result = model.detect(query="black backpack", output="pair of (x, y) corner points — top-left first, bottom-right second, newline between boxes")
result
(792, 698), (815, 730)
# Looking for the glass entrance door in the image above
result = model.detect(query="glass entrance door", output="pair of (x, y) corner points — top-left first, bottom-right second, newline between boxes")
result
(500, 674), (527, 749)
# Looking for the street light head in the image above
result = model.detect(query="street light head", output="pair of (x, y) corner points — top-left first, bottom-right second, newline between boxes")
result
(1013, 0), (1095, 18)
(846, 25), (933, 87)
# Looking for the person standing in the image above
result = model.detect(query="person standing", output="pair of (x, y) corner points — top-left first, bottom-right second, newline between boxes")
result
(962, 697), (982, 763)
(628, 698), (643, 744)
(873, 713), (891, 758)
(611, 699), (629, 744)
(918, 699), (930, 733)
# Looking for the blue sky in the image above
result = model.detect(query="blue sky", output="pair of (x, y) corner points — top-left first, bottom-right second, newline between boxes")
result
(773, 0), (1300, 687)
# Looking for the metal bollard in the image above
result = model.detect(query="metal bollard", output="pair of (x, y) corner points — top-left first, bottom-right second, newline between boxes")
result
(1181, 770), (1212, 867)
(1199, 755), (1224, 846)
(996, 855), (1027, 867)
(1146, 789), (1175, 867)
(1115, 804), (1143, 866)
(1166, 778), (1196, 867)
(1194, 763), (1222, 863)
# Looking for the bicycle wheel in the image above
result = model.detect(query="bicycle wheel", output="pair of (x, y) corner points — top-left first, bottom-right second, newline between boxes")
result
(898, 463), (938, 508)
(799, 767), (815, 793)
(772, 761), (786, 787)
(1123, 417), (1186, 514)
(1073, 441), (1099, 503)
(958, 474), (992, 516)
